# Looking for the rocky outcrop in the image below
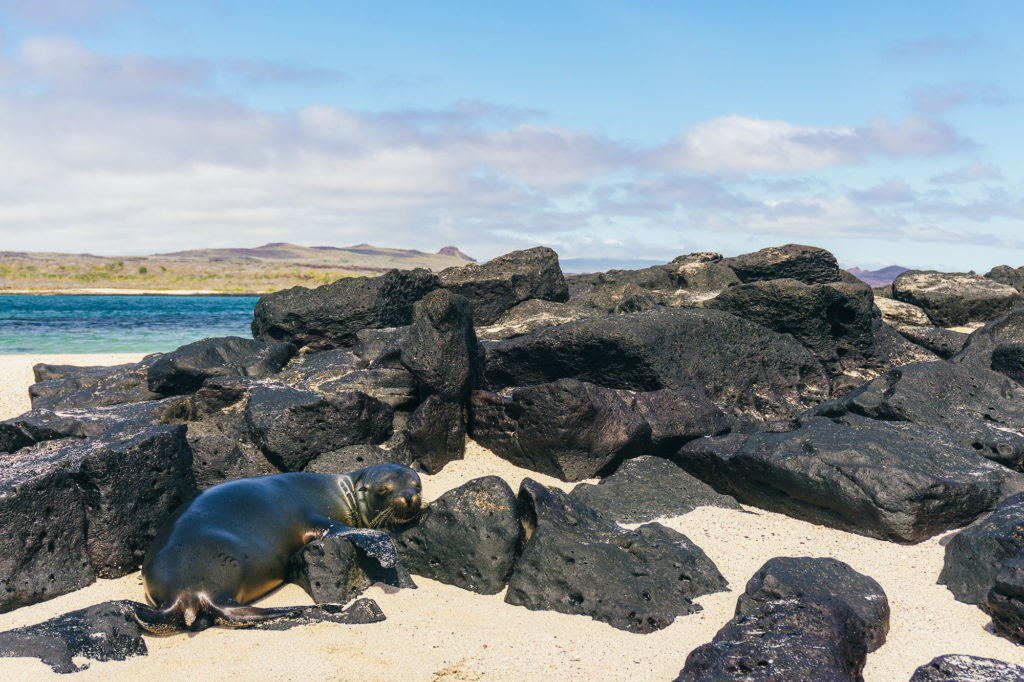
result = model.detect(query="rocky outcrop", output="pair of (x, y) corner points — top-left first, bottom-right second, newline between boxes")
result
(505, 479), (727, 632)
(439, 246), (569, 325)
(146, 336), (295, 395)
(568, 456), (741, 524)
(29, 358), (163, 410)
(987, 555), (1024, 644)
(0, 425), (193, 612)
(484, 308), (829, 421)
(939, 493), (1024, 605)
(986, 265), (1024, 293)
(251, 268), (440, 350)
(469, 380), (651, 481)
(909, 654), (1024, 681)
(895, 326), (968, 359)
(677, 416), (1007, 543)
(677, 596), (869, 681)
(735, 556), (889, 652)
(390, 476), (520, 594)
(288, 533), (415, 605)
(400, 289), (482, 402)
(892, 270), (1022, 327)
(720, 243), (842, 284)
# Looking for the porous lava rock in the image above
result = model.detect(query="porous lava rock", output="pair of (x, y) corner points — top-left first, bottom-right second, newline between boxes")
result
(734, 556), (889, 652)
(469, 379), (651, 481)
(29, 358), (163, 410)
(0, 600), (147, 674)
(244, 383), (392, 472)
(875, 297), (932, 327)
(909, 654), (1024, 681)
(303, 443), (407, 474)
(986, 265), (1024, 293)
(400, 288), (482, 401)
(895, 326), (968, 359)
(811, 361), (1024, 470)
(438, 246), (569, 325)
(390, 476), (519, 594)
(720, 243), (842, 285)
(939, 492), (1024, 605)
(398, 395), (465, 474)
(892, 270), (1021, 328)
(0, 425), (193, 611)
(676, 596), (868, 681)
(505, 479), (727, 633)
(986, 554), (1024, 644)
(146, 335), (295, 395)
(626, 387), (732, 457)
(251, 268), (440, 350)
(677, 415), (1006, 543)
(568, 456), (741, 524)
(706, 278), (877, 378)
(475, 299), (600, 342)
(484, 308), (829, 421)
(289, 533), (415, 605)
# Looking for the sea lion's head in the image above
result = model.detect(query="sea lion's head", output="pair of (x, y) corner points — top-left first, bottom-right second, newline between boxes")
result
(352, 463), (423, 527)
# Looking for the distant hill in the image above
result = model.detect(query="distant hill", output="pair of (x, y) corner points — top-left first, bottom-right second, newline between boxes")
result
(0, 243), (476, 294)
(845, 266), (910, 287)
(559, 256), (669, 275)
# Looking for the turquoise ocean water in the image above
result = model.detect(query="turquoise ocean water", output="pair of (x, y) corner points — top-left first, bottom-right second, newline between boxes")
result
(0, 295), (261, 354)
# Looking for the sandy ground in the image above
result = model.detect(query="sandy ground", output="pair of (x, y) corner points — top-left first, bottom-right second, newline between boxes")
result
(1, 354), (1022, 680)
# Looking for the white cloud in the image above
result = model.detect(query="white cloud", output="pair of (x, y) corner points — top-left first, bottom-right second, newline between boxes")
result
(910, 81), (1011, 114)
(930, 161), (1004, 184)
(649, 115), (966, 174)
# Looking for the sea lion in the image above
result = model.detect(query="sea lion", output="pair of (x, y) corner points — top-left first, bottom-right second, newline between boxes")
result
(133, 463), (421, 633)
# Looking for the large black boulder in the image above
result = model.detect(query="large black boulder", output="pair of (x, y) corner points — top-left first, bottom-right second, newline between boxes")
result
(438, 246), (569, 325)
(469, 379), (651, 481)
(627, 387), (731, 457)
(706, 278), (877, 379)
(29, 358), (163, 410)
(677, 416), (1007, 543)
(568, 456), (741, 524)
(146, 336), (295, 395)
(939, 492), (1024, 604)
(484, 308), (829, 421)
(892, 271), (1022, 327)
(0, 425), (194, 611)
(251, 268), (440, 350)
(812, 361), (1024, 469)
(909, 654), (1024, 681)
(986, 554), (1024, 645)
(676, 596), (868, 681)
(0, 600), (147, 674)
(398, 395), (465, 474)
(505, 479), (727, 633)
(735, 556), (890, 652)
(244, 383), (392, 472)
(289, 533), (415, 605)
(303, 443), (408, 474)
(895, 326), (968, 359)
(986, 265), (1024, 293)
(720, 243), (842, 284)
(390, 476), (520, 594)
(475, 299), (600, 342)
(400, 289), (482, 402)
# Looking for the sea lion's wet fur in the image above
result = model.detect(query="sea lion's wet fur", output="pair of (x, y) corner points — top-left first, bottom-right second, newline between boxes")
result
(133, 463), (421, 633)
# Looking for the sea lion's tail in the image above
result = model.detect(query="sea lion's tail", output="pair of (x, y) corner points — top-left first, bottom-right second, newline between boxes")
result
(131, 597), (307, 634)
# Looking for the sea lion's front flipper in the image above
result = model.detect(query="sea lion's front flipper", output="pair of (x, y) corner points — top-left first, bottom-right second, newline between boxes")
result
(330, 527), (398, 568)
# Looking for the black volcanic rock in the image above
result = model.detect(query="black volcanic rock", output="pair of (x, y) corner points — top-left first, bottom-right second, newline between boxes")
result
(469, 380), (651, 482)
(939, 492), (1024, 605)
(676, 596), (868, 681)
(506, 479), (727, 633)
(895, 326), (968, 359)
(244, 384), (392, 472)
(706, 278), (876, 378)
(721, 243), (842, 284)
(400, 289), (482, 402)
(438, 246), (569, 325)
(29, 358), (163, 410)
(251, 268), (440, 350)
(568, 456), (741, 524)
(892, 270), (1021, 327)
(399, 395), (465, 474)
(0, 425), (193, 611)
(735, 556), (890, 652)
(986, 265), (1024, 293)
(626, 387), (731, 457)
(289, 533), (414, 606)
(484, 308), (829, 421)
(390, 476), (519, 594)
(811, 360), (1024, 469)
(677, 415), (1006, 543)
(909, 654), (1024, 681)
(0, 600), (147, 674)
(146, 336), (295, 395)
(986, 554), (1024, 645)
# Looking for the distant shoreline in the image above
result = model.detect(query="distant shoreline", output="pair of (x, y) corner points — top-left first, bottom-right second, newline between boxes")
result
(0, 289), (265, 297)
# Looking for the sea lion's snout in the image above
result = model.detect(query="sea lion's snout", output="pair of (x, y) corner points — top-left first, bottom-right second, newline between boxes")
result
(391, 489), (422, 522)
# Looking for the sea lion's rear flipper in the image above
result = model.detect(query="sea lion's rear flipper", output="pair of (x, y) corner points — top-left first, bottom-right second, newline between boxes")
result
(130, 601), (186, 635)
(331, 527), (398, 568)
(207, 601), (309, 628)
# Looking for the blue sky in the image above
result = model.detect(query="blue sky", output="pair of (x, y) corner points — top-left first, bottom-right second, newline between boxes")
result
(1, 1), (1021, 271)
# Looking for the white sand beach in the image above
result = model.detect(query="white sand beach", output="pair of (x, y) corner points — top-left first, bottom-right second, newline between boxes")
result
(1, 354), (1022, 680)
